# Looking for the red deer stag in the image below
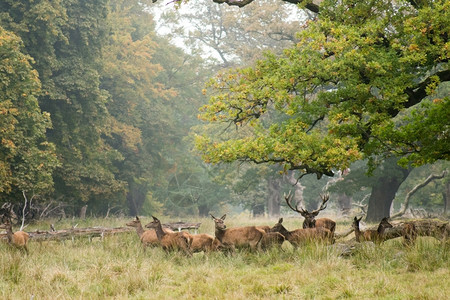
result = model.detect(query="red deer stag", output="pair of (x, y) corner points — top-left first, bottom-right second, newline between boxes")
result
(210, 214), (265, 252)
(284, 191), (336, 235)
(0, 220), (29, 254)
(269, 218), (333, 248)
(145, 216), (192, 256)
(352, 216), (393, 244)
(126, 216), (174, 251)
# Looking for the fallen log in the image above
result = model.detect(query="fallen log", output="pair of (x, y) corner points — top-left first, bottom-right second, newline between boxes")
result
(1, 226), (134, 242)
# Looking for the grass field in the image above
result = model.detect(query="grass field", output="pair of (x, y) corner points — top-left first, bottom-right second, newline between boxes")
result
(0, 216), (449, 299)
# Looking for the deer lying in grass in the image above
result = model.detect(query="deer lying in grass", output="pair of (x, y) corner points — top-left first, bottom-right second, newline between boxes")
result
(285, 191), (336, 235)
(269, 218), (333, 248)
(126, 216), (174, 250)
(0, 221), (29, 254)
(210, 214), (265, 252)
(145, 216), (192, 256)
(352, 216), (393, 244)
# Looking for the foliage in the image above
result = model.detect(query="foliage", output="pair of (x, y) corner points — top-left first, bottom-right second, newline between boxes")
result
(0, 26), (58, 200)
(195, 0), (449, 180)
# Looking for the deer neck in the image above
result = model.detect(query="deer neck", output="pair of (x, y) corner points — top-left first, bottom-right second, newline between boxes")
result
(153, 223), (166, 241)
(134, 223), (145, 238)
(354, 225), (362, 242)
(377, 223), (386, 235)
(214, 227), (226, 243)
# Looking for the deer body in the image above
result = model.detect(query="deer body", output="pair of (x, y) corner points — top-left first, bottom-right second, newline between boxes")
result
(211, 214), (265, 252)
(190, 233), (216, 253)
(259, 232), (285, 250)
(126, 216), (173, 250)
(270, 218), (333, 248)
(145, 216), (192, 256)
(307, 218), (336, 235)
(0, 222), (29, 254)
(352, 217), (393, 244)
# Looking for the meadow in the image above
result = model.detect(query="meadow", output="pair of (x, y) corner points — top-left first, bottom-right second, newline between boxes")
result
(0, 216), (449, 299)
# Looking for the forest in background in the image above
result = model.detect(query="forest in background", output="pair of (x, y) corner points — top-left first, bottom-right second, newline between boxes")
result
(0, 0), (448, 223)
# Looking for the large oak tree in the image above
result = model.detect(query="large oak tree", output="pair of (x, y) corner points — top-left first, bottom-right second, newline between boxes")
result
(194, 0), (449, 220)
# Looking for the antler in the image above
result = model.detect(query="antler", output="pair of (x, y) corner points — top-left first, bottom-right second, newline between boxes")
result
(310, 194), (329, 215)
(284, 190), (302, 213)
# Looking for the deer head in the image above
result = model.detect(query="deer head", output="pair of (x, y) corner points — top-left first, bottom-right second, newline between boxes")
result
(378, 217), (393, 232)
(269, 218), (290, 238)
(210, 214), (227, 231)
(284, 192), (330, 228)
(145, 216), (162, 229)
(126, 216), (141, 227)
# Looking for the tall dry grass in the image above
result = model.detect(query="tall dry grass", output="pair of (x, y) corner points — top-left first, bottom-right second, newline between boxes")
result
(0, 216), (448, 299)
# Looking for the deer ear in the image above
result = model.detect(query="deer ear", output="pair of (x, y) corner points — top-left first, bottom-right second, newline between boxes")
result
(152, 215), (158, 221)
(221, 214), (227, 220)
(210, 214), (216, 220)
(135, 216), (139, 220)
(358, 216), (363, 222)
(278, 218), (283, 223)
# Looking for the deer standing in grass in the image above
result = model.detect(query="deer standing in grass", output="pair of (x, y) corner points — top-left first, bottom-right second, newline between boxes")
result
(269, 218), (333, 248)
(126, 216), (174, 251)
(145, 216), (192, 256)
(285, 191), (336, 235)
(352, 216), (393, 244)
(0, 220), (29, 254)
(189, 233), (217, 253)
(210, 214), (266, 252)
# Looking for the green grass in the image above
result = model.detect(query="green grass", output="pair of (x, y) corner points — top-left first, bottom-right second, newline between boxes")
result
(0, 216), (449, 299)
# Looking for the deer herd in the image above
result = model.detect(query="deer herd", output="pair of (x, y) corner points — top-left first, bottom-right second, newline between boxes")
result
(121, 193), (429, 256)
(0, 193), (447, 255)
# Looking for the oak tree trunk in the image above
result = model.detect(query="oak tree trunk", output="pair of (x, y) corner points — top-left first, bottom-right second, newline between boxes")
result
(366, 158), (410, 222)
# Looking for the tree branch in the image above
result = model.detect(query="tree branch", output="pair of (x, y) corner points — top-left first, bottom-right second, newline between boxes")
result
(211, 0), (320, 13)
(391, 170), (447, 219)
(401, 69), (450, 114)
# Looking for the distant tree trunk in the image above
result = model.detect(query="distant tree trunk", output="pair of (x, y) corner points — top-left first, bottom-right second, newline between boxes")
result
(252, 204), (265, 217)
(198, 204), (209, 217)
(79, 205), (88, 219)
(284, 171), (305, 208)
(267, 177), (281, 217)
(366, 159), (410, 222)
(337, 193), (352, 215)
(126, 183), (145, 216)
(444, 181), (450, 216)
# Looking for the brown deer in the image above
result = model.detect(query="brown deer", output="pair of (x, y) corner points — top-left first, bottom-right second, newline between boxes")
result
(269, 218), (333, 248)
(126, 216), (174, 250)
(352, 216), (393, 244)
(0, 220), (29, 254)
(285, 191), (336, 235)
(259, 232), (286, 250)
(145, 216), (192, 256)
(190, 233), (216, 253)
(210, 214), (265, 252)
(402, 222), (417, 246)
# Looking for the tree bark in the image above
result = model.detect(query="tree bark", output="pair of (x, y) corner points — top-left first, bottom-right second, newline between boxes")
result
(366, 159), (410, 222)
(444, 181), (450, 216)
(267, 177), (281, 217)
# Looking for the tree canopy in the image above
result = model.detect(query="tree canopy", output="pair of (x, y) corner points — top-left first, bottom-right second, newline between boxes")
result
(195, 0), (449, 180)
(0, 26), (58, 200)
